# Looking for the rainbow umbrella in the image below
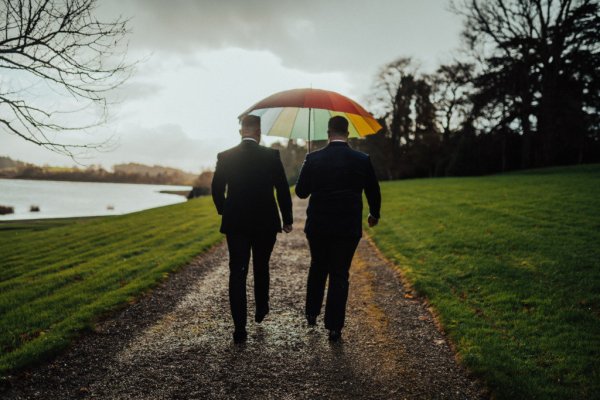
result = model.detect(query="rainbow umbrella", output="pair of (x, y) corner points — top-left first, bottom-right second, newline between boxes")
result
(239, 88), (382, 151)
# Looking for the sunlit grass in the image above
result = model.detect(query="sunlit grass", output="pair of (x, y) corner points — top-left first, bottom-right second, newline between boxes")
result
(0, 196), (221, 375)
(368, 164), (600, 399)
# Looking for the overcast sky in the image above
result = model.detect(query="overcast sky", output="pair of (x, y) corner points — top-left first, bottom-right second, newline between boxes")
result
(2, 0), (464, 172)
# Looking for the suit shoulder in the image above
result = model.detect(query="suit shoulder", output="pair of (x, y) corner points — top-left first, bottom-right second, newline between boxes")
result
(347, 147), (370, 160)
(352, 148), (369, 157)
(257, 145), (280, 159)
(306, 146), (326, 159)
(217, 145), (239, 159)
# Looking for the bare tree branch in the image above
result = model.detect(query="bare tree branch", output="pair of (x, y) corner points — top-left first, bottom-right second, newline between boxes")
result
(0, 0), (133, 158)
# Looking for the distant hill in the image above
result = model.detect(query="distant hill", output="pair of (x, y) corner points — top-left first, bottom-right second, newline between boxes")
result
(0, 156), (199, 186)
(113, 163), (197, 183)
(0, 156), (29, 170)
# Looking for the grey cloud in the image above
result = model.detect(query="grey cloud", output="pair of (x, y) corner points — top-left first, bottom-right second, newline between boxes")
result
(110, 123), (218, 171)
(110, 81), (164, 102)
(100, 0), (462, 73)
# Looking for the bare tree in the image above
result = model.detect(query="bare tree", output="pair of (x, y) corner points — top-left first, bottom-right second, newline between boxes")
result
(0, 0), (132, 156)
(451, 0), (600, 166)
(431, 62), (474, 141)
(369, 58), (419, 147)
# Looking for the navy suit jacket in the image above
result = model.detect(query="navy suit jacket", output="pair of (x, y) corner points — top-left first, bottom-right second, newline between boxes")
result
(295, 141), (381, 238)
(211, 140), (293, 235)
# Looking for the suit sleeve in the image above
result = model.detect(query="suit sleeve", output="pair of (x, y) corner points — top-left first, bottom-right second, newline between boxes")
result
(364, 155), (381, 219)
(295, 155), (311, 199)
(273, 150), (293, 225)
(211, 153), (226, 215)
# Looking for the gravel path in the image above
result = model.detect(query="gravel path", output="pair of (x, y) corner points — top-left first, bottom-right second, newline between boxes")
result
(2, 199), (487, 399)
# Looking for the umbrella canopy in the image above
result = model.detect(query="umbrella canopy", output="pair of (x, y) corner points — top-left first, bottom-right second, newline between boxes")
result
(238, 88), (382, 142)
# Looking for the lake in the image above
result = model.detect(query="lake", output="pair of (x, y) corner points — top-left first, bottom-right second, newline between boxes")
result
(0, 179), (192, 220)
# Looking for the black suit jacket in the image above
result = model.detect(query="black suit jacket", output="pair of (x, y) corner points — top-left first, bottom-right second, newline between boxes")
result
(211, 140), (293, 235)
(295, 141), (381, 238)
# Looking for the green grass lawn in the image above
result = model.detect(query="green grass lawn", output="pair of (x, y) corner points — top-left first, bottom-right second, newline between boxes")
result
(0, 196), (221, 375)
(368, 164), (600, 399)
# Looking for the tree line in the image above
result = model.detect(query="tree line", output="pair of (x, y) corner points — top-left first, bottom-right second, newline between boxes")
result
(363, 0), (600, 178)
(0, 157), (199, 186)
(278, 0), (600, 180)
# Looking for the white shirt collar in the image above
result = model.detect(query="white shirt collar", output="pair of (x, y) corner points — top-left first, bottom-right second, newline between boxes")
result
(329, 139), (347, 143)
(242, 137), (258, 143)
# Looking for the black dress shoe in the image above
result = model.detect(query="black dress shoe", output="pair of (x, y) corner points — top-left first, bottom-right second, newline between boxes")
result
(255, 312), (268, 324)
(306, 314), (317, 326)
(233, 330), (247, 344)
(328, 330), (342, 342)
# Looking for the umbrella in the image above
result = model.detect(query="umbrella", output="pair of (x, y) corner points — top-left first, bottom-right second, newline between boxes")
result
(238, 88), (382, 152)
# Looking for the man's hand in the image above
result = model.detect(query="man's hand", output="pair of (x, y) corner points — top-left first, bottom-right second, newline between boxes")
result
(283, 224), (293, 233)
(368, 215), (379, 227)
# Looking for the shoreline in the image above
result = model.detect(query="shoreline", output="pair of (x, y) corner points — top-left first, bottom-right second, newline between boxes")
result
(158, 190), (190, 197)
(0, 177), (193, 187)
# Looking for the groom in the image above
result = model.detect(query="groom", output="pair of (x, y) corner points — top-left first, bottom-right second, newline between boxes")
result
(211, 114), (293, 343)
(296, 115), (381, 341)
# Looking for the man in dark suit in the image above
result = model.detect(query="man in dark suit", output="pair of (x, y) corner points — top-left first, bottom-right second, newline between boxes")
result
(211, 115), (293, 343)
(295, 115), (381, 342)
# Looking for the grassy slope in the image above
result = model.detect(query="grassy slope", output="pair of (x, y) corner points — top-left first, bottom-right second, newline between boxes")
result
(0, 196), (221, 375)
(369, 164), (600, 399)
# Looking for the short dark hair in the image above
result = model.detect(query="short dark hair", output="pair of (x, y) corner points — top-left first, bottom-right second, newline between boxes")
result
(241, 114), (261, 130)
(328, 116), (349, 134)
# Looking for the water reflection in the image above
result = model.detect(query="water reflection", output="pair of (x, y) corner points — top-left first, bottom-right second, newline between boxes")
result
(0, 179), (190, 220)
